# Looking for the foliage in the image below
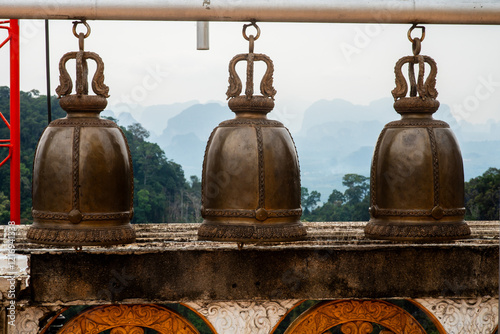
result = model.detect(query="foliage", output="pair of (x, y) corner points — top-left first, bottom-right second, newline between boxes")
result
(120, 121), (201, 223)
(342, 173), (369, 204)
(0, 87), (65, 223)
(302, 173), (370, 222)
(305, 168), (500, 222)
(0, 192), (10, 223)
(465, 167), (500, 220)
(301, 187), (321, 214)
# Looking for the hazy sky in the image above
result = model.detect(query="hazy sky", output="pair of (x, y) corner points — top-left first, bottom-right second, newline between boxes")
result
(1, 20), (500, 131)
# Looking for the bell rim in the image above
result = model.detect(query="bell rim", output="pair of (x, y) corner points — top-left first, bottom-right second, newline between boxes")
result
(198, 220), (307, 243)
(26, 225), (136, 246)
(364, 220), (471, 242)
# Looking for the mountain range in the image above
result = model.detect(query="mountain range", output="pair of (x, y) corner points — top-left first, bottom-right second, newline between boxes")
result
(105, 98), (500, 202)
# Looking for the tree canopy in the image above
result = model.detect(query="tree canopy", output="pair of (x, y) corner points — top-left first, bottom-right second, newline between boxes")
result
(302, 173), (370, 222)
(120, 120), (201, 223)
(465, 167), (500, 220)
(303, 169), (500, 222)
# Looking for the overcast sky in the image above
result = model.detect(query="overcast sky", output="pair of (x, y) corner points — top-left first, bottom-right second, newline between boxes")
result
(1, 20), (500, 131)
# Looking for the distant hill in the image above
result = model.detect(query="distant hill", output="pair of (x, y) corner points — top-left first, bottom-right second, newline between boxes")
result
(115, 98), (500, 202)
(101, 110), (139, 128)
(299, 98), (394, 131)
(104, 101), (199, 136)
(139, 101), (199, 136)
(295, 97), (500, 200)
(155, 103), (230, 178)
(294, 99), (391, 199)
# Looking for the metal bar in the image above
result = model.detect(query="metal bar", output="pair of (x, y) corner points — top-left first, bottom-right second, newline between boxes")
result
(45, 19), (51, 124)
(0, 111), (11, 129)
(0, 152), (12, 168)
(10, 19), (20, 225)
(1, 0), (500, 25)
(0, 25), (11, 49)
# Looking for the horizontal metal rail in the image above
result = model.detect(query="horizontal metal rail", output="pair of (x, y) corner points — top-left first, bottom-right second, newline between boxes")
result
(1, 0), (500, 25)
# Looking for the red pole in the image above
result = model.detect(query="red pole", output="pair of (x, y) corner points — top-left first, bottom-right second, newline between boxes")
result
(9, 19), (20, 225)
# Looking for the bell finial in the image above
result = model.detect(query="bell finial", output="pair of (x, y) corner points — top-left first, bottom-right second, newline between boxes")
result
(391, 24), (439, 114)
(226, 22), (277, 115)
(56, 20), (110, 113)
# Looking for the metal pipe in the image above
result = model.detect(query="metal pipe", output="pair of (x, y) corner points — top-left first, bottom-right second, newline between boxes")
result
(2, 0), (500, 25)
(9, 19), (20, 225)
(45, 19), (52, 124)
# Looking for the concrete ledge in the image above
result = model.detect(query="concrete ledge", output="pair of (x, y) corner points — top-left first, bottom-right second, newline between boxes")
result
(3, 222), (499, 305)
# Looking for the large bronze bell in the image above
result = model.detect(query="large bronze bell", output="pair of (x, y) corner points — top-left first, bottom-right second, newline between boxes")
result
(364, 25), (471, 241)
(27, 21), (135, 246)
(198, 23), (306, 242)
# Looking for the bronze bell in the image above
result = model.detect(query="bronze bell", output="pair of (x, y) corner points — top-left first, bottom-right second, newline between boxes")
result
(364, 25), (471, 241)
(198, 23), (306, 242)
(27, 21), (135, 246)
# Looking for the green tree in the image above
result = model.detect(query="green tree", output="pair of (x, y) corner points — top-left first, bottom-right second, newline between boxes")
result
(301, 187), (321, 214)
(0, 192), (10, 223)
(0, 86), (65, 224)
(342, 173), (369, 204)
(185, 176), (202, 222)
(328, 189), (345, 204)
(122, 122), (191, 223)
(465, 167), (500, 220)
(302, 173), (370, 222)
(135, 189), (152, 223)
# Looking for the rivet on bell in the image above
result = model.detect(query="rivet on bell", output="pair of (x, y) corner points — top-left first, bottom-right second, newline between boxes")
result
(198, 22), (307, 243)
(27, 21), (136, 246)
(68, 209), (83, 224)
(364, 24), (471, 241)
(431, 206), (444, 220)
(255, 208), (268, 221)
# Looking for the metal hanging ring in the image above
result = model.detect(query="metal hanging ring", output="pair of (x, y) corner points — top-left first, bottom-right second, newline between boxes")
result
(78, 33), (85, 51)
(242, 21), (261, 41)
(412, 38), (421, 55)
(407, 24), (425, 43)
(249, 35), (255, 53)
(72, 20), (91, 39)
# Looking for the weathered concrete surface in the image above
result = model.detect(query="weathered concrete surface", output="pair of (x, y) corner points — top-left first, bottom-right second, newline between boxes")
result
(3, 222), (499, 305)
(28, 244), (497, 304)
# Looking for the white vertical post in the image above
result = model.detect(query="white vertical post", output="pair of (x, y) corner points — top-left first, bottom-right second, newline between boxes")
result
(197, 21), (209, 50)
